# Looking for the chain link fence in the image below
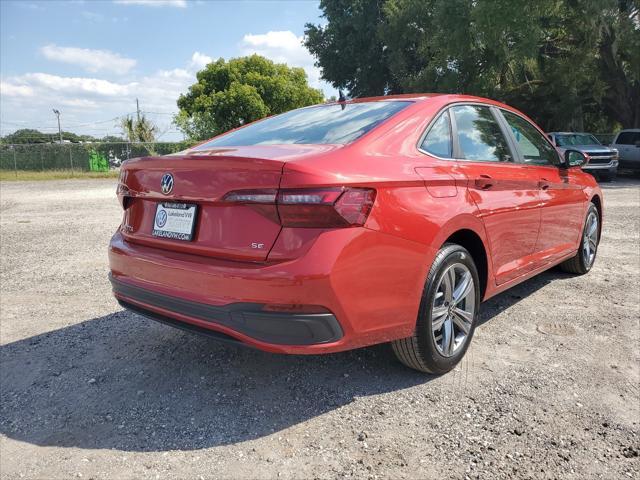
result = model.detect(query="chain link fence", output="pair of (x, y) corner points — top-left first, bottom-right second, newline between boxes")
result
(0, 141), (195, 174)
(2, 134), (619, 175)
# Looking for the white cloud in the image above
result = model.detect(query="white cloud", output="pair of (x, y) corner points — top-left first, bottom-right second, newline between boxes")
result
(41, 44), (137, 75)
(0, 68), (193, 139)
(114, 0), (187, 7)
(0, 33), (332, 141)
(1, 82), (35, 97)
(19, 73), (132, 96)
(239, 30), (328, 93)
(190, 51), (212, 70)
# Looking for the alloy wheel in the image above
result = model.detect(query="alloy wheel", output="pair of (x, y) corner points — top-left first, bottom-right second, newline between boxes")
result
(431, 263), (476, 357)
(582, 211), (598, 268)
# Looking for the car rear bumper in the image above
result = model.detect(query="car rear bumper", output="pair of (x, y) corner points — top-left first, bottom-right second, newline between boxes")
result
(108, 229), (429, 353)
(110, 275), (343, 345)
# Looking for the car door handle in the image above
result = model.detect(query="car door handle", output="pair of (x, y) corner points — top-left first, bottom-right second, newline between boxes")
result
(474, 175), (494, 190)
(539, 178), (550, 190)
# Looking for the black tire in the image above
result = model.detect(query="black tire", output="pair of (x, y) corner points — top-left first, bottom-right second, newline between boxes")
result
(392, 243), (481, 374)
(559, 203), (600, 274)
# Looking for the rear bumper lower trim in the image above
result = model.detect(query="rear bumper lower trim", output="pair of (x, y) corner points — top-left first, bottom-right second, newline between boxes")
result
(109, 275), (344, 346)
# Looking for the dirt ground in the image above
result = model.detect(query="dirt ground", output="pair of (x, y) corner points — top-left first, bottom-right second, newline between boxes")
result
(1, 177), (638, 480)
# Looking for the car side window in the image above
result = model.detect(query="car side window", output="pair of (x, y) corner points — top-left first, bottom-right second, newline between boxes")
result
(501, 110), (561, 166)
(615, 132), (640, 145)
(451, 105), (512, 162)
(420, 110), (452, 158)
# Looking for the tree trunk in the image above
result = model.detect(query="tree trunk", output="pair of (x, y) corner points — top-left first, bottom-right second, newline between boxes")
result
(599, 28), (638, 128)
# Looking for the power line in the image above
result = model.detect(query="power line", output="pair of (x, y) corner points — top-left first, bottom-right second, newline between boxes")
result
(0, 113), (138, 130)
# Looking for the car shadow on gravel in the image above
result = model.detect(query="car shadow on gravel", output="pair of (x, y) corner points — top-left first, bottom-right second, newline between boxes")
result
(0, 310), (431, 452)
(476, 268), (574, 327)
(0, 268), (573, 453)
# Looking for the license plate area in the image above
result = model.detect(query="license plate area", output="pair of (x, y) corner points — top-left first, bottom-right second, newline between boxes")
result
(152, 202), (197, 241)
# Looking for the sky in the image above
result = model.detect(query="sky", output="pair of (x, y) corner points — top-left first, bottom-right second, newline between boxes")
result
(0, 0), (332, 141)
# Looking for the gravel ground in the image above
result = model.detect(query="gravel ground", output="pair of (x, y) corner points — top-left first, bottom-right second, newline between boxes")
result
(0, 177), (638, 480)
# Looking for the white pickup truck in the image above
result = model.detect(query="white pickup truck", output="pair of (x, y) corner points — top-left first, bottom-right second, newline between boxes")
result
(547, 132), (619, 181)
(611, 129), (640, 173)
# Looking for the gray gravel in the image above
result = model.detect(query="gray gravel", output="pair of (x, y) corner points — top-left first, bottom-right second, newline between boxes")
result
(1, 177), (639, 479)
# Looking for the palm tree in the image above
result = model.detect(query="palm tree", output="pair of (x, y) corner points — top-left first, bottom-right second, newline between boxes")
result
(120, 114), (158, 143)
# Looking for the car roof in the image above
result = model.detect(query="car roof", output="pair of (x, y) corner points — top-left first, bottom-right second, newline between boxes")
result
(548, 132), (595, 135)
(331, 93), (523, 113)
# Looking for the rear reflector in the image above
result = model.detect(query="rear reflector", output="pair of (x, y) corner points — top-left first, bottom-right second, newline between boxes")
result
(261, 304), (331, 314)
(223, 187), (376, 228)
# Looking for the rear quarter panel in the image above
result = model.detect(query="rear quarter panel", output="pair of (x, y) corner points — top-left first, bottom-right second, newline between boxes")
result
(280, 97), (494, 298)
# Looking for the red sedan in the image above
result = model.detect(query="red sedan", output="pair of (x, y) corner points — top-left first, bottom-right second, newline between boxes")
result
(109, 94), (602, 374)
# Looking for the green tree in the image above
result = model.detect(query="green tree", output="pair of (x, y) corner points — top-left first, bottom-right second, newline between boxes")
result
(305, 0), (396, 97)
(120, 114), (158, 143)
(101, 135), (126, 142)
(175, 54), (324, 141)
(305, 0), (640, 130)
(0, 129), (101, 144)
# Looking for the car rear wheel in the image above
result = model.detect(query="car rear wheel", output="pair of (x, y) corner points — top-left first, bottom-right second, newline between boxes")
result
(392, 243), (480, 374)
(559, 203), (600, 274)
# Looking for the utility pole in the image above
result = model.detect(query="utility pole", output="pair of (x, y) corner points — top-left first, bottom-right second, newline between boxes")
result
(136, 98), (141, 122)
(52, 109), (62, 144)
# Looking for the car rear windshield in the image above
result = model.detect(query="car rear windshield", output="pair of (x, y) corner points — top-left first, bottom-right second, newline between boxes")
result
(192, 101), (411, 149)
(555, 133), (600, 146)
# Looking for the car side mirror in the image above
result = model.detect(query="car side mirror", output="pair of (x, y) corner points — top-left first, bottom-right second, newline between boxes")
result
(563, 149), (589, 168)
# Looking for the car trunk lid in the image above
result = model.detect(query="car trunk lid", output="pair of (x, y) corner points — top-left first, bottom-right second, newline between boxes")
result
(118, 149), (289, 262)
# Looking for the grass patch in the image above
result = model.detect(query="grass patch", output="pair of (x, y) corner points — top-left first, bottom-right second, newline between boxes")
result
(0, 170), (119, 181)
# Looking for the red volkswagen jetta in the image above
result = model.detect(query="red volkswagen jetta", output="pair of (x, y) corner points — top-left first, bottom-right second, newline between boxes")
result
(109, 94), (601, 374)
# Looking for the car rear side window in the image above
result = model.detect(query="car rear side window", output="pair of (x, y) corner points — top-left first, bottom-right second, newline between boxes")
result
(420, 110), (452, 158)
(501, 111), (560, 166)
(615, 131), (640, 145)
(451, 105), (512, 162)
(192, 101), (411, 148)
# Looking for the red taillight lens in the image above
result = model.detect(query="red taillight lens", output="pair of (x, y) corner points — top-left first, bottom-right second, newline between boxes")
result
(222, 189), (277, 203)
(334, 188), (376, 225)
(117, 183), (131, 209)
(223, 187), (376, 228)
(277, 188), (343, 205)
(277, 187), (345, 228)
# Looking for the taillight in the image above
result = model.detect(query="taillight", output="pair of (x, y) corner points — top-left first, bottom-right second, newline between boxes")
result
(116, 183), (131, 209)
(223, 189), (277, 203)
(223, 187), (376, 228)
(333, 188), (376, 225)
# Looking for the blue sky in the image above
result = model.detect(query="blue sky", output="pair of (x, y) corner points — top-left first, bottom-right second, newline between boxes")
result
(0, 0), (331, 141)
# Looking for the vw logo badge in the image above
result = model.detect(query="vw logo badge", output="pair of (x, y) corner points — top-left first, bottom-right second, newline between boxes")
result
(155, 209), (168, 227)
(160, 173), (174, 195)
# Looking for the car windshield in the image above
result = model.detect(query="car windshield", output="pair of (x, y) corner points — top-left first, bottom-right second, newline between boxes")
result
(192, 101), (411, 149)
(555, 133), (601, 146)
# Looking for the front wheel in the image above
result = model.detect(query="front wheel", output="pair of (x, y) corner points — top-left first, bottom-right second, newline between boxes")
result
(559, 203), (600, 274)
(392, 243), (480, 374)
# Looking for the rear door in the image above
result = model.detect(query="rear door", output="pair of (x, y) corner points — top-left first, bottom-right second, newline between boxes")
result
(498, 109), (586, 263)
(446, 104), (542, 285)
